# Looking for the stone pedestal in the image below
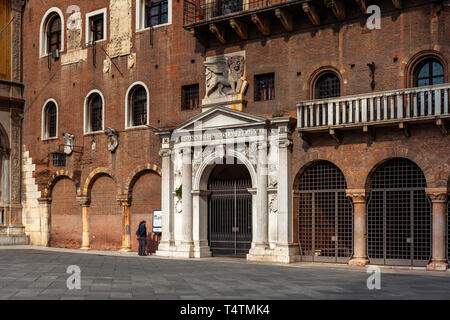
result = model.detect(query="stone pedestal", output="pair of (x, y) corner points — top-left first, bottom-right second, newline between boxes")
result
(37, 198), (52, 247)
(347, 189), (370, 267)
(426, 188), (448, 271)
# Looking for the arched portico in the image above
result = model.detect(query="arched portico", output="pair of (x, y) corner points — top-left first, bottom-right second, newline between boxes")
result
(155, 106), (301, 263)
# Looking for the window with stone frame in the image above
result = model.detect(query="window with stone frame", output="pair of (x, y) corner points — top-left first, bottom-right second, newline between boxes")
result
(89, 14), (104, 43)
(316, 72), (341, 99)
(146, 0), (168, 27)
(87, 93), (103, 132)
(130, 85), (148, 126)
(181, 84), (199, 110)
(254, 73), (275, 101)
(47, 14), (61, 53)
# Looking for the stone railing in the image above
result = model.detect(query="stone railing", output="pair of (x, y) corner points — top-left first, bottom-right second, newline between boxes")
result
(297, 83), (450, 130)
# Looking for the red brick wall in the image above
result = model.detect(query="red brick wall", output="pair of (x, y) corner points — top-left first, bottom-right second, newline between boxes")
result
(130, 171), (161, 252)
(89, 175), (122, 250)
(50, 178), (81, 248)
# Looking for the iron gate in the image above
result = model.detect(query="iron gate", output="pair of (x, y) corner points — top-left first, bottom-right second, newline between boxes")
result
(297, 161), (353, 263)
(208, 178), (252, 257)
(367, 158), (431, 266)
(448, 200), (450, 263)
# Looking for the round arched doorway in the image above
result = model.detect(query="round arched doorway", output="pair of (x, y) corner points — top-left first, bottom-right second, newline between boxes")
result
(207, 164), (252, 257)
(295, 161), (353, 263)
(367, 158), (431, 266)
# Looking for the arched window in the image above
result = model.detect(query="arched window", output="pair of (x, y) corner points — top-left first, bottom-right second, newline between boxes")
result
(316, 72), (341, 99)
(85, 92), (104, 133)
(130, 86), (147, 126)
(40, 8), (64, 57)
(414, 59), (445, 87)
(42, 100), (58, 140)
(126, 82), (149, 128)
(47, 14), (61, 53)
(44, 101), (58, 139)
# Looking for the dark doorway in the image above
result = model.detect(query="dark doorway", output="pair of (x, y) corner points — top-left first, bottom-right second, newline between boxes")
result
(207, 164), (252, 258)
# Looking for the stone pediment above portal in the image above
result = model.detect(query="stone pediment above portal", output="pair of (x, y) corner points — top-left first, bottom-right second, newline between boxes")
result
(175, 106), (267, 132)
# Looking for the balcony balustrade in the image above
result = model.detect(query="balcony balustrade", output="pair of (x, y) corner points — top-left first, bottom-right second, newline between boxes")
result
(297, 84), (450, 142)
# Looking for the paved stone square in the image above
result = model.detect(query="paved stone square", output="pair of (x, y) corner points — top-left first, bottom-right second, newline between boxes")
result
(0, 248), (450, 300)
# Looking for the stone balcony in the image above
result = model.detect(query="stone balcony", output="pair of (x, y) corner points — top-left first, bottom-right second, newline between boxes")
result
(183, 0), (406, 46)
(297, 83), (450, 143)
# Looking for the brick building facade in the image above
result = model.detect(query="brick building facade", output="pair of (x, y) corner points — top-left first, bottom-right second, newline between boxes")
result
(19, 0), (450, 269)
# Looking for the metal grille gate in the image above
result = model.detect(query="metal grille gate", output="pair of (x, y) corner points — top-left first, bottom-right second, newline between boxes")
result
(297, 161), (353, 263)
(448, 200), (450, 263)
(367, 158), (431, 266)
(208, 178), (252, 257)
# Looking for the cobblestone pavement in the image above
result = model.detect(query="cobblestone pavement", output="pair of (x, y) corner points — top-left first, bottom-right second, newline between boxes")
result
(0, 248), (449, 300)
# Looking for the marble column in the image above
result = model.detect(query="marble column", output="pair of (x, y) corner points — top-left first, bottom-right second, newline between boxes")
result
(426, 188), (448, 271)
(181, 147), (194, 252)
(117, 196), (131, 252)
(347, 189), (370, 266)
(77, 196), (90, 250)
(192, 190), (211, 257)
(157, 148), (174, 253)
(253, 141), (268, 250)
(37, 197), (52, 247)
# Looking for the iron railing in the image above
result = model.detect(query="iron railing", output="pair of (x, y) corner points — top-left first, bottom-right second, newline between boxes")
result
(183, 0), (290, 25)
(297, 83), (450, 129)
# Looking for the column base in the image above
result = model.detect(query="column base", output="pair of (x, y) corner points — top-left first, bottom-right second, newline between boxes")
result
(80, 246), (90, 250)
(119, 247), (132, 253)
(193, 240), (211, 258)
(426, 260), (448, 271)
(247, 244), (301, 264)
(348, 257), (370, 267)
(155, 242), (195, 258)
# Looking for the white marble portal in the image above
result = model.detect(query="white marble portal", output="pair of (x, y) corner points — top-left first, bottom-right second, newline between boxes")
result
(155, 106), (301, 263)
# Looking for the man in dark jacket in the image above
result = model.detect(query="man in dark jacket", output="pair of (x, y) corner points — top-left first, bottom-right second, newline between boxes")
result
(136, 221), (147, 256)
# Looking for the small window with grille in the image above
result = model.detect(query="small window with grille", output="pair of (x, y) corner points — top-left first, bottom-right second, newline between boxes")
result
(86, 9), (107, 45)
(316, 72), (341, 99)
(181, 84), (199, 111)
(146, 0), (169, 27)
(254, 73), (275, 102)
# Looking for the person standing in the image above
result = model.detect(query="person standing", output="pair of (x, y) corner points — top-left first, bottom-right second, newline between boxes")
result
(136, 220), (147, 256)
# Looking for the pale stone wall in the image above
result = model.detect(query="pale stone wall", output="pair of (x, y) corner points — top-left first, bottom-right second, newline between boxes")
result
(107, 0), (132, 58)
(61, 9), (87, 66)
(21, 150), (43, 245)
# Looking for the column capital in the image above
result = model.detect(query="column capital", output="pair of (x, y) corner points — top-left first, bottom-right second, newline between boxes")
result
(425, 188), (448, 203)
(346, 189), (368, 203)
(116, 195), (131, 206)
(37, 197), (52, 205)
(278, 139), (292, 149)
(76, 196), (90, 207)
(159, 148), (172, 157)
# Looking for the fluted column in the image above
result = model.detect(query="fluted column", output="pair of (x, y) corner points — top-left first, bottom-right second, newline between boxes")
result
(426, 188), (448, 271)
(77, 196), (90, 250)
(181, 147), (193, 249)
(117, 196), (131, 252)
(347, 189), (370, 266)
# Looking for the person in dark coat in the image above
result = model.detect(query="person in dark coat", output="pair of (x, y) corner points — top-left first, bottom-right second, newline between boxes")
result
(136, 220), (147, 256)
